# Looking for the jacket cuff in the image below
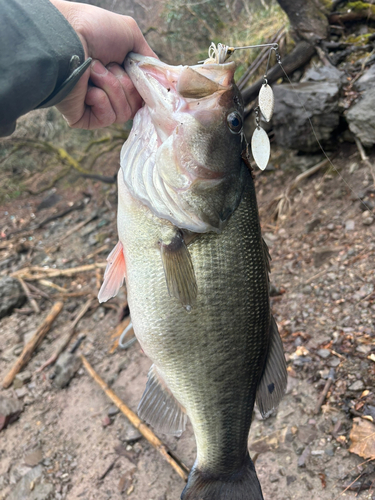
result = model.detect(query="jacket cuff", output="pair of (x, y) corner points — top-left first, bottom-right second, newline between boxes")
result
(37, 57), (92, 108)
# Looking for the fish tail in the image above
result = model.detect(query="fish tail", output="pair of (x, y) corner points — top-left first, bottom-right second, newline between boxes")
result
(181, 454), (264, 500)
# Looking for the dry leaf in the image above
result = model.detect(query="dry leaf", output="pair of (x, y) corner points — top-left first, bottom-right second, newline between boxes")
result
(349, 417), (375, 460)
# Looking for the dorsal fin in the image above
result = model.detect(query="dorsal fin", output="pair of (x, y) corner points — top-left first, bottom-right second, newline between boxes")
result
(98, 241), (126, 303)
(256, 316), (287, 418)
(138, 365), (188, 437)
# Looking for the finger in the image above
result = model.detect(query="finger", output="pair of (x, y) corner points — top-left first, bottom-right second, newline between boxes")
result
(72, 85), (116, 129)
(89, 60), (138, 123)
(107, 63), (143, 118)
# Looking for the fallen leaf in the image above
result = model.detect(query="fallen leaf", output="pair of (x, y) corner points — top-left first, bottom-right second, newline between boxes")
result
(349, 417), (375, 460)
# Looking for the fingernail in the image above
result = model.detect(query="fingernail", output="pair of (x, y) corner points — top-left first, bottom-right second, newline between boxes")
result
(91, 60), (108, 75)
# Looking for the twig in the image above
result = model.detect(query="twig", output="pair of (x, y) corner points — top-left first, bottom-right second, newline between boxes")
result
(37, 298), (94, 372)
(12, 262), (106, 280)
(80, 355), (189, 481)
(18, 277), (40, 314)
(2, 301), (64, 388)
(355, 137), (375, 185)
(38, 280), (68, 293)
(270, 158), (331, 219)
(59, 212), (98, 243)
(314, 368), (335, 415)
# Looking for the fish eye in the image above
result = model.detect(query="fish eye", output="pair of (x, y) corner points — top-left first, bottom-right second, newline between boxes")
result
(227, 111), (243, 134)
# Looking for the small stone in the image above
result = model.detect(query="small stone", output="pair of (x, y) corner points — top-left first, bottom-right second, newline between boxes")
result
(329, 357), (341, 368)
(349, 380), (364, 391)
(345, 219), (355, 231)
(14, 387), (28, 399)
(286, 475), (297, 485)
(363, 217), (374, 226)
(122, 422), (142, 444)
(325, 445), (335, 456)
(54, 352), (82, 389)
(108, 406), (120, 417)
(24, 448), (43, 467)
(102, 415), (112, 427)
(13, 344), (24, 356)
(311, 450), (325, 456)
(356, 344), (372, 354)
(0, 396), (22, 431)
(305, 218), (321, 233)
(0, 277), (26, 318)
(269, 474), (279, 483)
(302, 285), (312, 295)
(13, 371), (32, 389)
(327, 223), (335, 231)
(317, 349), (331, 359)
(298, 446), (310, 468)
(362, 210), (372, 218)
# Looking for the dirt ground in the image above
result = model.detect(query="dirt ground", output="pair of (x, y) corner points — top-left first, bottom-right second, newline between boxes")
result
(0, 134), (374, 500)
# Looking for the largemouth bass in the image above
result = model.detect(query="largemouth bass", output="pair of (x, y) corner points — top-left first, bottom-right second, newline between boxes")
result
(99, 52), (287, 500)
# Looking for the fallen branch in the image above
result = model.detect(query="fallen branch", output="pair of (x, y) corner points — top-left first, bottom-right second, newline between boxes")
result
(12, 262), (106, 280)
(314, 368), (335, 415)
(355, 137), (375, 185)
(2, 301), (64, 388)
(37, 298), (94, 372)
(81, 355), (189, 481)
(18, 277), (40, 314)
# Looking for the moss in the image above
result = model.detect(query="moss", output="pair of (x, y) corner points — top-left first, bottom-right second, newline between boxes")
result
(345, 32), (375, 45)
(344, 1), (375, 14)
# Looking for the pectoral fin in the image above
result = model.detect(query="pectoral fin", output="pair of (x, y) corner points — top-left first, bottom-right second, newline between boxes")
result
(98, 241), (126, 303)
(138, 364), (188, 436)
(256, 316), (287, 418)
(160, 231), (197, 308)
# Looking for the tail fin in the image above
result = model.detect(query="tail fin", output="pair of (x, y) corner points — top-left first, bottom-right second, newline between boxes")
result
(181, 454), (264, 500)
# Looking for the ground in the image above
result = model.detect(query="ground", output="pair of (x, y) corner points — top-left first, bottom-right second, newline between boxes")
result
(0, 129), (374, 500)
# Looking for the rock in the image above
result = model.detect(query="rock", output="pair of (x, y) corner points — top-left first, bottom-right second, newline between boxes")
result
(355, 64), (375, 92)
(298, 446), (310, 467)
(349, 380), (364, 391)
(363, 217), (374, 226)
(102, 416), (112, 427)
(14, 387), (28, 399)
(273, 80), (340, 152)
(305, 218), (321, 233)
(54, 352), (82, 389)
(317, 349), (331, 359)
(24, 448), (43, 467)
(0, 277), (26, 318)
(7, 465), (53, 500)
(122, 422), (142, 444)
(302, 65), (344, 85)
(345, 219), (355, 231)
(0, 396), (22, 431)
(13, 371), (32, 389)
(313, 247), (337, 267)
(302, 285), (312, 295)
(329, 357), (341, 368)
(346, 88), (375, 147)
(327, 223), (335, 231)
(108, 405), (120, 417)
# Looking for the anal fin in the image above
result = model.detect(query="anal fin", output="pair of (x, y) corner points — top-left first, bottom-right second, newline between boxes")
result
(160, 230), (197, 309)
(256, 316), (287, 418)
(138, 364), (187, 437)
(98, 241), (126, 303)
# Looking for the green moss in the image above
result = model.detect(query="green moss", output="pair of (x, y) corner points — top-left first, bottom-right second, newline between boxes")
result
(344, 1), (375, 14)
(345, 32), (375, 45)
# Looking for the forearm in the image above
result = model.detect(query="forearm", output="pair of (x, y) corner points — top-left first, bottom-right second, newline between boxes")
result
(0, 0), (89, 136)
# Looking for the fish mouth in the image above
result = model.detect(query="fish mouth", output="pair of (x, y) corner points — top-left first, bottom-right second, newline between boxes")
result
(125, 53), (237, 110)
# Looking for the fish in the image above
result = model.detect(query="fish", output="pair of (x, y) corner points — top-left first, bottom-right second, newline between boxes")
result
(98, 52), (287, 500)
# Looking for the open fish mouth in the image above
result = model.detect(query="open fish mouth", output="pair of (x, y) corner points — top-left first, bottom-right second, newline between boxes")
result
(125, 53), (237, 111)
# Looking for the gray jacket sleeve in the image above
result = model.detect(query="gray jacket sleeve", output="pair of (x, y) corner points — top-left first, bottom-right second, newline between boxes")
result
(0, 0), (92, 136)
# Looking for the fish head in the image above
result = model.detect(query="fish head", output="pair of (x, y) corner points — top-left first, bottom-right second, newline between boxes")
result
(123, 53), (247, 233)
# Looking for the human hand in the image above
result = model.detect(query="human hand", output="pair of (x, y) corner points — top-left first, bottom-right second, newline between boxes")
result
(50, 0), (157, 129)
